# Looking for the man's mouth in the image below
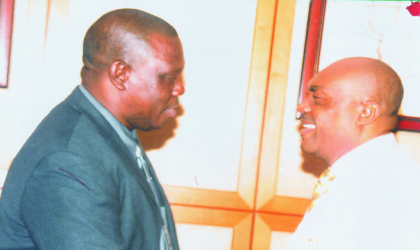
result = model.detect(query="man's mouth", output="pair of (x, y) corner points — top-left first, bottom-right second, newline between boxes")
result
(165, 105), (178, 117)
(302, 124), (316, 129)
(300, 121), (316, 135)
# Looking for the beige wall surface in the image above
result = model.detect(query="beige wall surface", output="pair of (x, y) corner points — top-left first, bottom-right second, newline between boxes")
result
(0, 0), (73, 170)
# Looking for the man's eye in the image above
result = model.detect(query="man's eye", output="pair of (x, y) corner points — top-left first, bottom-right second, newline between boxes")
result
(312, 95), (327, 105)
(313, 96), (322, 103)
(162, 75), (177, 83)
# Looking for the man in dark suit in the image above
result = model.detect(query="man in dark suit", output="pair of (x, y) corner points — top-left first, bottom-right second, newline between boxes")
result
(0, 8), (184, 250)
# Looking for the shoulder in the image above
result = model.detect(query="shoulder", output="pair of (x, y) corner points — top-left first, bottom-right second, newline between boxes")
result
(27, 150), (118, 191)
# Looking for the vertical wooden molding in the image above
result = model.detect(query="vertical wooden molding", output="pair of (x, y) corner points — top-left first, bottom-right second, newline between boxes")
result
(238, 0), (278, 210)
(251, 214), (271, 250)
(256, 0), (297, 210)
(232, 213), (253, 250)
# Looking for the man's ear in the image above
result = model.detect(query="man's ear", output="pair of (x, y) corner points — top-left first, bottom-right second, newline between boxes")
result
(109, 61), (129, 90)
(357, 101), (380, 125)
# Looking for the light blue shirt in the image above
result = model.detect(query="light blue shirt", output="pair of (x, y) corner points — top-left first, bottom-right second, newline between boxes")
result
(78, 85), (138, 158)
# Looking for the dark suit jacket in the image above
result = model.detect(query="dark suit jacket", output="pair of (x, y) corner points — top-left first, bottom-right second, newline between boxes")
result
(0, 87), (179, 250)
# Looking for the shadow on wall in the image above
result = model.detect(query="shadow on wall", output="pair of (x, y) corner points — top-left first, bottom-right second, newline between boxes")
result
(137, 105), (184, 151)
(300, 151), (328, 178)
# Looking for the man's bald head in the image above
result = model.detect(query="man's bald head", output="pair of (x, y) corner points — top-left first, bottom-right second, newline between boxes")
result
(83, 8), (178, 70)
(361, 59), (403, 116)
(322, 57), (403, 119)
(298, 57), (404, 165)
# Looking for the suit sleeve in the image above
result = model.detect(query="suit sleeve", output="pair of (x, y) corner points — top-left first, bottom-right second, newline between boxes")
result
(21, 151), (125, 250)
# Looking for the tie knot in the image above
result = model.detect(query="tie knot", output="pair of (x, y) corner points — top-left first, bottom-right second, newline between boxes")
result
(136, 145), (142, 158)
(307, 168), (336, 212)
(319, 168), (336, 183)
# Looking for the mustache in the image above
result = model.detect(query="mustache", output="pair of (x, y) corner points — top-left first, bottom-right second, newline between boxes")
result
(299, 113), (314, 123)
(298, 113), (308, 120)
(167, 99), (179, 109)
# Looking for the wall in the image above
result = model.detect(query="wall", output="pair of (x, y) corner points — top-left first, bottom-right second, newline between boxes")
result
(0, 0), (75, 193)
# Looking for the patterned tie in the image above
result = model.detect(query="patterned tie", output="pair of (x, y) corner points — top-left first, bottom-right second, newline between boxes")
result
(135, 143), (173, 250)
(307, 168), (336, 212)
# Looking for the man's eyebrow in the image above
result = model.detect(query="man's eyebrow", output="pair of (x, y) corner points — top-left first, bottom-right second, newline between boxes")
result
(309, 85), (318, 92)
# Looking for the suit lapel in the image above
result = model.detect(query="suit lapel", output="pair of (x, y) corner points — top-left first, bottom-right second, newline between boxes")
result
(65, 87), (159, 206)
(112, 141), (159, 207)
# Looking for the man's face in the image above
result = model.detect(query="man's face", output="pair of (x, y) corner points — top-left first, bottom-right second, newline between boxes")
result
(297, 71), (360, 164)
(122, 34), (185, 131)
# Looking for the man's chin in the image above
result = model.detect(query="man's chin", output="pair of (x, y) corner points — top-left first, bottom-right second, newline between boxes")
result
(142, 119), (172, 131)
(138, 127), (157, 132)
(300, 141), (316, 155)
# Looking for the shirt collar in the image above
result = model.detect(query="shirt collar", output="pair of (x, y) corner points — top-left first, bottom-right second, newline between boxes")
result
(78, 85), (139, 157)
(330, 133), (398, 177)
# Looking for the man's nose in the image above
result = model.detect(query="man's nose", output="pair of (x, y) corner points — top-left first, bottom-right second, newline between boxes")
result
(172, 80), (185, 96)
(297, 100), (311, 118)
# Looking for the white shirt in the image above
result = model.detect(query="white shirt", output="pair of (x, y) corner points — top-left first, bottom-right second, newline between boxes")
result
(287, 133), (420, 250)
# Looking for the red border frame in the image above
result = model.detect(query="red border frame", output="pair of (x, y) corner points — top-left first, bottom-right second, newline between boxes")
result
(298, 0), (420, 132)
(0, 0), (14, 88)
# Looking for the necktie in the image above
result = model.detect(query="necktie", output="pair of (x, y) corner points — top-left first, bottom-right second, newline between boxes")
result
(307, 168), (336, 212)
(135, 143), (174, 250)
(135, 145), (160, 202)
